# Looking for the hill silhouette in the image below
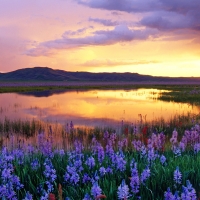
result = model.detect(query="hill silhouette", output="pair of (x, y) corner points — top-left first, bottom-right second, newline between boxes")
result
(0, 67), (200, 83)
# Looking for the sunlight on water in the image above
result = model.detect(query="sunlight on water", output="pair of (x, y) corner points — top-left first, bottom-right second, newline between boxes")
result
(0, 89), (199, 128)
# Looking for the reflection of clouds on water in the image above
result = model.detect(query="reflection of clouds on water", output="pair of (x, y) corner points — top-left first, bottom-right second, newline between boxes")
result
(0, 89), (200, 128)
(24, 107), (121, 128)
(23, 107), (50, 119)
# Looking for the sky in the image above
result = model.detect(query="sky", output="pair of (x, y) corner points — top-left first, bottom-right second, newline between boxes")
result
(0, 0), (200, 77)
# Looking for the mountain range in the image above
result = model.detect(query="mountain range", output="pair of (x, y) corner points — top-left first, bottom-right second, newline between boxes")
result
(0, 67), (200, 83)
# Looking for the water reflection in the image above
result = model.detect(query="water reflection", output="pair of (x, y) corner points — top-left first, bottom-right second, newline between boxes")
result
(0, 89), (199, 127)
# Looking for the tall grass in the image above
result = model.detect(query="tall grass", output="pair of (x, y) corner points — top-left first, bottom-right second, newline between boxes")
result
(0, 112), (200, 149)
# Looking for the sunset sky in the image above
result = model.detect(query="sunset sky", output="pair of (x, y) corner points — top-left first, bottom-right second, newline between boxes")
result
(0, 0), (200, 77)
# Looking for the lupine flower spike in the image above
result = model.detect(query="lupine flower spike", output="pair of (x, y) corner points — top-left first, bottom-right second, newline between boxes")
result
(117, 179), (130, 200)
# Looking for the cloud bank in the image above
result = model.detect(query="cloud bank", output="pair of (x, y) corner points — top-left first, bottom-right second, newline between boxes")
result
(76, 0), (200, 31)
(25, 25), (158, 56)
(25, 0), (200, 57)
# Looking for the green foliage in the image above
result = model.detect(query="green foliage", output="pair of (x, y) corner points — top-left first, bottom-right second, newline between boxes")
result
(10, 149), (200, 199)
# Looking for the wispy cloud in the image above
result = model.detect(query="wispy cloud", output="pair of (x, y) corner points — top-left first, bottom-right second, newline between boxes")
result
(25, 25), (158, 57)
(62, 26), (94, 37)
(88, 17), (119, 26)
(82, 59), (161, 67)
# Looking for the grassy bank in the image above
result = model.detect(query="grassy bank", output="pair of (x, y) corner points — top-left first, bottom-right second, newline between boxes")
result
(1, 82), (200, 105)
(159, 85), (200, 105)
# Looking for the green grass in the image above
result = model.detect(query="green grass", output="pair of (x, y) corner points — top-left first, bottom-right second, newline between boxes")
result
(10, 143), (200, 199)
(157, 85), (200, 105)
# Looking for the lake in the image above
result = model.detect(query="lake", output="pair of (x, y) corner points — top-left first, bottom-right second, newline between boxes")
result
(0, 88), (199, 128)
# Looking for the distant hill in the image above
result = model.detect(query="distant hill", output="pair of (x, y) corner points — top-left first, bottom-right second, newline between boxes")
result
(0, 67), (200, 82)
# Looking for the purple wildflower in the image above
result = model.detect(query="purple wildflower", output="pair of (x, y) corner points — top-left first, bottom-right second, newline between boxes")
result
(1, 168), (12, 179)
(132, 140), (143, 151)
(181, 180), (197, 200)
(170, 129), (178, 145)
(59, 149), (65, 156)
(130, 164), (140, 195)
(173, 191), (180, 200)
(82, 173), (91, 184)
(117, 180), (130, 200)
(194, 143), (200, 154)
(91, 171), (99, 184)
(104, 131), (109, 139)
(64, 165), (80, 185)
(130, 159), (135, 168)
(174, 167), (182, 185)
(38, 133), (54, 157)
(13, 149), (24, 165)
(118, 139), (128, 150)
(99, 167), (106, 177)
(23, 191), (33, 200)
(91, 182), (102, 198)
(106, 167), (113, 174)
(160, 155), (167, 165)
(40, 191), (49, 200)
(112, 152), (126, 172)
(83, 193), (92, 200)
(43, 159), (57, 193)
(147, 147), (156, 164)
(85, 156), (95, 169)
(0, 150), (23, 199)
(140, 167), (150, 184)
(105, 143), (114, 157)
(97, 145), (105, 163)
(140, 145), (147, 158)
(164, 187), (174, 200)
(74, 140), (83, 154)
(179, 142), (186, 152)
(74, 157), (83, 172)
(31, 158), (40, 170)
(172, 146), (181, 157)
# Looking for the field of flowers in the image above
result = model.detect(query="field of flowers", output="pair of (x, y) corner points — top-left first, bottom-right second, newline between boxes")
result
(0, 121), (200, 200)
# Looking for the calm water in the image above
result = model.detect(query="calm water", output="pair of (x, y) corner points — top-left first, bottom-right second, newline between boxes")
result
(0, 89), (199, 128)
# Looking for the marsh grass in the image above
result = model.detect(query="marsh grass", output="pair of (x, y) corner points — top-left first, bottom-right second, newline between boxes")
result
(159, 85), (200, 105)
(0, 111), (200, 149)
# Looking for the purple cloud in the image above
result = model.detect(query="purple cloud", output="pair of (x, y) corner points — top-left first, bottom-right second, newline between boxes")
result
(25, 25), (158, 56)
(62, 26), (94, 37)
(89, 17), (119, 26)
(111, 11), (123, 16)
(75, 0), (200, 14)
(75, 0), (160, 13)
(75, 0), (200, 32)
(140, 10), (200, 31)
